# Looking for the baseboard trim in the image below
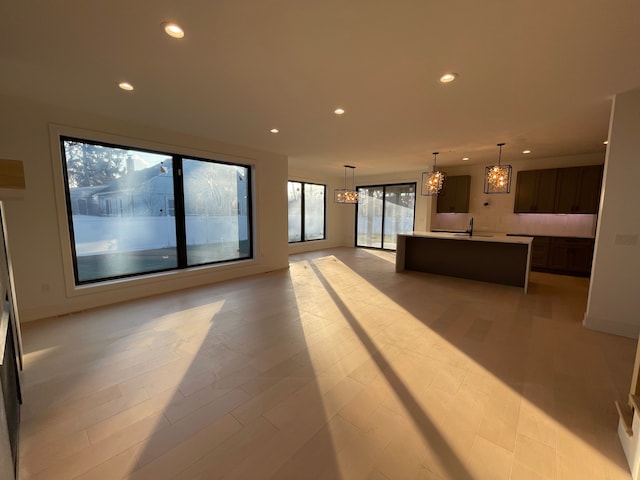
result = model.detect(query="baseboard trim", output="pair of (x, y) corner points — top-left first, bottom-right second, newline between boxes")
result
(583, 313), (640, 338)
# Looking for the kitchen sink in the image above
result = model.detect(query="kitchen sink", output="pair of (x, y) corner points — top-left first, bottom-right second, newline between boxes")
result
(453, 233), (493, 237)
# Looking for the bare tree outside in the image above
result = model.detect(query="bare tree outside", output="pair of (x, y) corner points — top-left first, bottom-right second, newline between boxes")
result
(64, 140), (127, 187)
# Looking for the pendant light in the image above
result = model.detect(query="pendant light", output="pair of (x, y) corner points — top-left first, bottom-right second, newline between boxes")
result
(484, 143), (512, 194)
(421, 152), (446, 196)
(335, 165), (358, 204)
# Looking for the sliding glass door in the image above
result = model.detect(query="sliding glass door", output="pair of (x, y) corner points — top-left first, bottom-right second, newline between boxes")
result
(356, 183), (415, 250)
(356, 186), (383, 248)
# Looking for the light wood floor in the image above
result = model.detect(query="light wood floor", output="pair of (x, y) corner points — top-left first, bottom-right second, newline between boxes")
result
(18, 247), (636, 479)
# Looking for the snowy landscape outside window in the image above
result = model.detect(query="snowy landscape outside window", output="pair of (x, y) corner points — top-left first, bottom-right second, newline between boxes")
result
(60, 137), (252, 284)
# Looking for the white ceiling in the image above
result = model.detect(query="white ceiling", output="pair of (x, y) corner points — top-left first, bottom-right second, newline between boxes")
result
(1, 1), (639, 176)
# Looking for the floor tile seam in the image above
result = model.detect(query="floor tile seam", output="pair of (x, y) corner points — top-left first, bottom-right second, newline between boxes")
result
(471, 432), (517, 462)
(21, 348), (161, 386)
(148, 442), (227, 480)
(229, 384), (307, 426)
(516, 406), (559, 443)
(130, 414), (243, 475)
(23, 420), (149, 480)
(257, 412), (282, 433)
(347, 368), (382, 388)
(87, 355), (197, 392)
(333, 411), (405, 458)
(419, 459), (457, 480)
(20, 412), (88, 443)
(245, 346), (309, 369)
(86, 405), (173, 446)
(82, 387), (210, 445)
(68, 387), (162, 433)
(21, 385), (128, 426)
(18, 428), (92, 477)
(474, 424), (518, 455)
(21, 399), (142, 452)
(304, 346), (364, 376)
(220, 330), (307, 352)
(166, 388), (242, 425)
(70, 443), (143, 480)
(22, 367), (131, 396)
(256, 377), (338, 420)
(160, 389), (254, 436)
(178, 364), (263, 394)
(115, 358), (216, 391)
(513, 430), (558, 479)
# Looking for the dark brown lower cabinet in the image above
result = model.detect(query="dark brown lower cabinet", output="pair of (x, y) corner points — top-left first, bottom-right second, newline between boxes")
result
(530, 237), (550, 269)
(530, 236), (594, 277)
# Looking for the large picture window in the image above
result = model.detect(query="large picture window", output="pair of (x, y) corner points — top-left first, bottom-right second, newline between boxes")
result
(288, 181), (326, 243)
(356, 183), (416, 250)
(60, 137), (252, 284)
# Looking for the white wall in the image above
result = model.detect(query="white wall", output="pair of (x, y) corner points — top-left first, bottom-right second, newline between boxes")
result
(431, 153), (604, 237)
(0, 94), (289, 322)
(584, 88), (640, 338)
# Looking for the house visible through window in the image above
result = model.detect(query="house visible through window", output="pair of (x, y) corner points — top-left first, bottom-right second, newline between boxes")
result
(60, 136), (252, 284)
(288, 181), (326, 243)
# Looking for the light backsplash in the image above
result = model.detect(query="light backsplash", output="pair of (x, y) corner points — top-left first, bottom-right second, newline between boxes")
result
(433, 212), (597, 238)
(430, 152), (603, 239)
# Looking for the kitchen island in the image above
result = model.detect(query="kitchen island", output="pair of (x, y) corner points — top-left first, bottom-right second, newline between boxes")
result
(396, 232), (533, 292)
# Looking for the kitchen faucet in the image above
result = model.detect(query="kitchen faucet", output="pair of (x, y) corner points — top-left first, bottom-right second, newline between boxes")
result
(467, 217), (474, 236)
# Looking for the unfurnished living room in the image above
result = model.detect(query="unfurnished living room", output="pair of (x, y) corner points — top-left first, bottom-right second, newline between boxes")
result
(1, 1), (640, 480)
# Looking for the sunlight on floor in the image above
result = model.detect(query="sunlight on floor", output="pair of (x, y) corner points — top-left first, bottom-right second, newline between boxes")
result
(358, 248), (396, 264)
(23, 344), (60, 360)
(290, 252), (631, 479)
(118, 299), (228, 476)
(18, 247), (632, 479)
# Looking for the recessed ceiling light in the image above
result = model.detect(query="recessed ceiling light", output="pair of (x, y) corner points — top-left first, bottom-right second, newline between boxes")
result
(603, 140), (609, 145)
(163, 22), (185, 39)
(439, 73), (458, 83)
(270, 128), (279, 134)
(118, 82), (134, 91)
(522, 150), (531, 154)
(334, 108), (345, 115)
(462, 157), (470, 161)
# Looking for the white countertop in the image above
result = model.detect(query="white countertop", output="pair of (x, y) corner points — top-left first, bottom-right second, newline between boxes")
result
(399, 231), (534, 245)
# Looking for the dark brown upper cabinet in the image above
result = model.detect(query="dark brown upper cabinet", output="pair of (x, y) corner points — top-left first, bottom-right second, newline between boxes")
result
(513, 169), (557, 213)
(554, 165), (603, 214)
(514, 165), (603, 214)
(437, 175), (471, 213)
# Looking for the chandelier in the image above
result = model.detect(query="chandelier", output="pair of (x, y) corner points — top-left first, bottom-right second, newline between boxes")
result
(421, 152), (445, 196)
(335, 165), (358, 204)
(484, 143), (512, 194)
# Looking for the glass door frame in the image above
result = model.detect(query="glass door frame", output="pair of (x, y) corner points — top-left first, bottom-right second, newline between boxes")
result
(354, 182), (417, 251)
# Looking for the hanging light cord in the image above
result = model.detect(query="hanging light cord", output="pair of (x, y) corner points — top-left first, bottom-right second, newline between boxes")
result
(497, 143), (505, 166)
(432, 152), (439, 172)
(343, 165), (356, 190)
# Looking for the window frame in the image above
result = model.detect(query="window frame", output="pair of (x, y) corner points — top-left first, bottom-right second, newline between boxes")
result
(59, 135), (254, 286)
(354, 182), (417, 251)
(287, 180), (327, 243)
